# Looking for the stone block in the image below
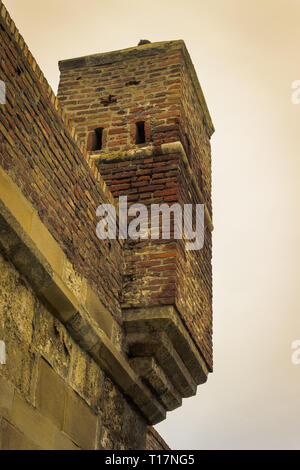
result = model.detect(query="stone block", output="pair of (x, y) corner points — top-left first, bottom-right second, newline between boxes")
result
(63, 389), (97, 450)
(11, 393), (55, 449)
(30, 212), (65, 278)
(53, 428), (80, 450)
(85, 286), (114, 339)
(0, 166), (34, 235)
(36, 358), (66, 429)
(0, 375), (14, 420)
(0, 419), (41, 450)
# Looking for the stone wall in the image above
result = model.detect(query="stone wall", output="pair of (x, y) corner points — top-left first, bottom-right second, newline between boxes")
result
(0, 250), (147, 449)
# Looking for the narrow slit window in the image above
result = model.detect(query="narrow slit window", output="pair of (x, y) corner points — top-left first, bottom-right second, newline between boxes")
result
(87, 127), (103, 151)
(136, 121), (146, 144)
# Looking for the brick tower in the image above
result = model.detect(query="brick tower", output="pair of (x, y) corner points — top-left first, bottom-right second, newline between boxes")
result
(58, 41), (214, 380)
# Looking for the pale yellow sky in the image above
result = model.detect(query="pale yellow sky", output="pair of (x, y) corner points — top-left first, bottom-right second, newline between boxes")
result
(4, 0), (300, 449)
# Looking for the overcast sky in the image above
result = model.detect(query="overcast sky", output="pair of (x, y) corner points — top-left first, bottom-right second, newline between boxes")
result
(4, 0), (300, 450)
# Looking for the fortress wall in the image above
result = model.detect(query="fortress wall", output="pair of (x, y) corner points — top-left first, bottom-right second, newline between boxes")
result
(0, 250), (146, 450)
(0, 0), (214, 450)
(0, 1), (168, 450)
(0, 2), (123, 322)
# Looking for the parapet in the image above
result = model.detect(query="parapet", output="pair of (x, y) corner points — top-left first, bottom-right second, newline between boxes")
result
(58, 40), (214, 137)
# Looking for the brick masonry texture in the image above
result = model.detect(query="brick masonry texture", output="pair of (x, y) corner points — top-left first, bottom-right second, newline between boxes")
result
(0, 0), (214, 450)
(58, 41), (213, 214)
(58, 42), (214, 369)
(96, 151), (213, 367)
(0, 5), (123, 325)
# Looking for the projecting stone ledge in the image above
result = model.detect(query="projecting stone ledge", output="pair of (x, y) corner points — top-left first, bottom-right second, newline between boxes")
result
(123, 305), (210, 411)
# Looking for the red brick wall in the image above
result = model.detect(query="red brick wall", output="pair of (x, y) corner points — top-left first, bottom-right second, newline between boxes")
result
(98, 150), (179, 306)
(58, 47), (182, 153)
(179, 64), (213, 214)
(0, 3), (123, 322)
(58, 42), (213, 214)
(177, 162), (213, 368)
(57, 43), (213, 370)
(97, 149), (212, 369)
